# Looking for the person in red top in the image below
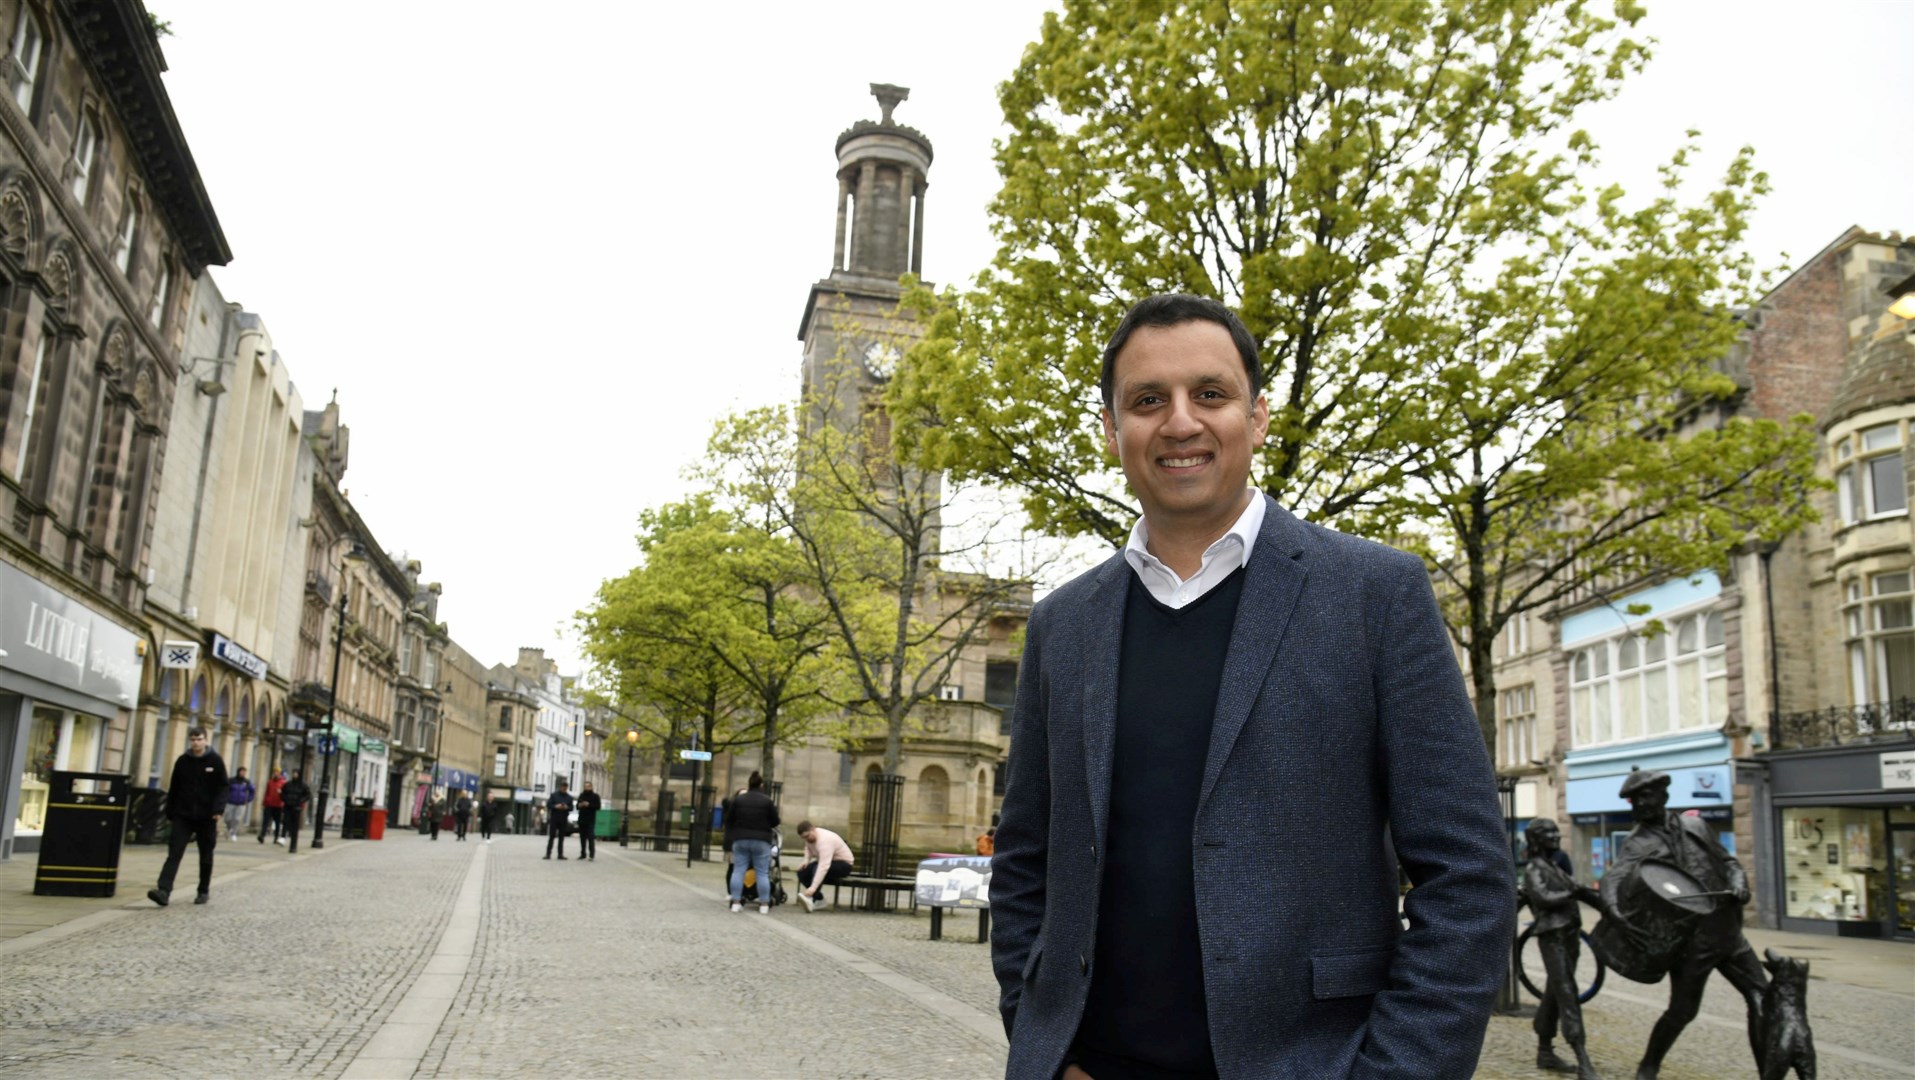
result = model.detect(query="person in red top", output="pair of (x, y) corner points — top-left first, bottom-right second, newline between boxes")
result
(257, 769), (288, 845)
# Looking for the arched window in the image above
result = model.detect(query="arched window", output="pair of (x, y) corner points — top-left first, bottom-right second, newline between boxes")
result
(189, 675), (206, 716)
(918, 765), (949, 817)
(212, 685), (230, 736)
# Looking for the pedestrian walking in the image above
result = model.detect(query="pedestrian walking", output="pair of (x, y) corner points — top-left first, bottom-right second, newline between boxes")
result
(279, 770), (311, 854)
(543, 779), (575, 860)
(453, 792), (473, 841)
(574, 781), (601, 861)
(793, 820), (853, 913)
(222, 767), (255, 841)
(725, 772), (779, 914)
(479, 794), (497, 842)
(257, 769), (286, 845)
(427, 796), (444, 840)
(148, 727), (227, 907)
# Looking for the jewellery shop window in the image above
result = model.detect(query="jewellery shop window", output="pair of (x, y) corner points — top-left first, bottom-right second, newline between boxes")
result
(1780, 806), (1888, 922)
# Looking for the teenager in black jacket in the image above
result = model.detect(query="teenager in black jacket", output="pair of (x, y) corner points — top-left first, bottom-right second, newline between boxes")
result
(148, 727), (227, 906)
(725, 771), (779, 914)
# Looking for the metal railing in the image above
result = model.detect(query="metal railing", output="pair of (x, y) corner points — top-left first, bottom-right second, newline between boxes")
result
(1773, 697), (1914, 750)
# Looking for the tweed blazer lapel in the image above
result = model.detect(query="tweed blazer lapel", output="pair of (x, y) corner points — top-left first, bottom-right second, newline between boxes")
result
(1078, 552), (1130, 851)
(1196, 496), (1309, 818)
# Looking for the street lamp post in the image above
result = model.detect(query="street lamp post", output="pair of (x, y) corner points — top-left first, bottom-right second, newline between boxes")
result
(621, 728), (638, 847)
(311, 543), (364, 850)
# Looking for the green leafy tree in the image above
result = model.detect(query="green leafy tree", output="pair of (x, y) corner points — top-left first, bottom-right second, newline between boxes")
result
(896, 0), (1822, 758)
(896, 0), (1655, 542)
(704, 387), (1035, 777)
(1388, 140), (1820, 751)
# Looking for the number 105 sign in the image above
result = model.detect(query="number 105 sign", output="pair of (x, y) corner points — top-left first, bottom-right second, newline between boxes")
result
(1883, 752), (1915, 790)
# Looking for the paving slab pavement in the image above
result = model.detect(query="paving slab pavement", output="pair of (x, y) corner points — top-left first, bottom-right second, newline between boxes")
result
(0, 833), (1907, 1078)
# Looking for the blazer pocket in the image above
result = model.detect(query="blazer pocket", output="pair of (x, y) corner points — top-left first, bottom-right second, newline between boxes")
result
(1310, 946), (1392, 1000)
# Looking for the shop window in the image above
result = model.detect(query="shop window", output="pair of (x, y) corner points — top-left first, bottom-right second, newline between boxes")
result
(1780, 806), (1889, 922)
(1569, 607), (1727, 750)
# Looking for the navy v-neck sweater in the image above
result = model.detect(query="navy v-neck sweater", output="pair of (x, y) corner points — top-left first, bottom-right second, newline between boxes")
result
(1074, 566), (1246, 1080)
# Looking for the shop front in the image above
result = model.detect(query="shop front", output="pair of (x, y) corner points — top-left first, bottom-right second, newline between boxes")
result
(0, 562), (142, 860)
(1565, 731), (1739, 880)
(1758, 739), (1915, 940)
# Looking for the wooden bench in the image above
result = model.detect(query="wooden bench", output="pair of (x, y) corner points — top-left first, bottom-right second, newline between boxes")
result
(830, 875), (919, 913)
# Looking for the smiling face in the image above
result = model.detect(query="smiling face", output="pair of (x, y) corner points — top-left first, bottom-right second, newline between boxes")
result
(1102, 320), (1267, 544)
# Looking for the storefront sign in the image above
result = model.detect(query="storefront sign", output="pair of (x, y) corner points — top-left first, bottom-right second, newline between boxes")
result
(440, 767), (479, 793)
(512, 787), (534, 804)
(0, 562), (140, 706)
(208, 632), (268, 680)
(1882, 752), (1915, 790)
(335, 724), (361, 754)
(160, 640), (199, 669)
(1566, 763), (1735, 815)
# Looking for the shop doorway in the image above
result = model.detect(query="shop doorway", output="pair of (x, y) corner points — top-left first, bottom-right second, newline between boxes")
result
(1892, 826), (1915, 940)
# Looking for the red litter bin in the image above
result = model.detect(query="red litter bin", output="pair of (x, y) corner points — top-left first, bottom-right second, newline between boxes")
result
(366, 808), (387, 840)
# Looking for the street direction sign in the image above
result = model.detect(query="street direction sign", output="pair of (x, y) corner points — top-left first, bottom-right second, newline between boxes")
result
(678, 749), (713, 761)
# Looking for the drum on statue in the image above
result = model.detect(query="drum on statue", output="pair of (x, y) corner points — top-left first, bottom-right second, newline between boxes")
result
(1591, 859), (1724, 985)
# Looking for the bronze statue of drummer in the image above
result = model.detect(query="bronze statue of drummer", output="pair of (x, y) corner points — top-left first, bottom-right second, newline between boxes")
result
(1599, 769), (1767, 1079)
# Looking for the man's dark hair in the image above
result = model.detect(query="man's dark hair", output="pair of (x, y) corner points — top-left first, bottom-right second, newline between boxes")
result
(1100, 294), (1263, 409)
(187, 726), (207, 739)
(796, 819), (814, 834)
(748, 771), (765, 790)
(557, 777), (569, 788)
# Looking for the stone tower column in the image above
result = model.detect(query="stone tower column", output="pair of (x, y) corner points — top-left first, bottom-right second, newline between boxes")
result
(833, 174), (851, 271)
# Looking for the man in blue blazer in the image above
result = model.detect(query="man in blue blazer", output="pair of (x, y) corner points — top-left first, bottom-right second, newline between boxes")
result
(991, 295), (1515, 1080)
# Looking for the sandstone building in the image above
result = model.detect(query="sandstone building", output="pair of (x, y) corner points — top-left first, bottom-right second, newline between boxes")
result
(0, 0), (228, 858)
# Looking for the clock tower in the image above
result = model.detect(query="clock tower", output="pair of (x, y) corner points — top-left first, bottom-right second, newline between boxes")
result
(797, 83), (933, 428)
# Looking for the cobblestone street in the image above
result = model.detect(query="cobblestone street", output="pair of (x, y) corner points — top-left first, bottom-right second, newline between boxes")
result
(0, 834), (1909, 1079)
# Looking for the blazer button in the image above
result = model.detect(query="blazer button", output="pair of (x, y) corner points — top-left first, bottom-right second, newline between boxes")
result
(1089, 843), (1096, 862)
(1080, 953), (1089, 975)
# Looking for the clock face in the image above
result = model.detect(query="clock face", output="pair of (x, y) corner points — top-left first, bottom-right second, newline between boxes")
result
(863, 341), (902, 380)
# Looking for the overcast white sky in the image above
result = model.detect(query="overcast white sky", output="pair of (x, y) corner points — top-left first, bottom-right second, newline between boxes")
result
(152, 1), (1912, 676)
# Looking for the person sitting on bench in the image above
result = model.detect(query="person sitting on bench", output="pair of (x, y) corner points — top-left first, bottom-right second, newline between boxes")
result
(795, 820), (854, 913)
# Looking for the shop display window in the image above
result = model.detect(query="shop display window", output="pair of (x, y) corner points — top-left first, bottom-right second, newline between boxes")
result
(1780, 806), (1889, 921)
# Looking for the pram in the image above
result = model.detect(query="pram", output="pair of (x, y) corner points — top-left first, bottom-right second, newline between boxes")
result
(739, 828), (788, 907)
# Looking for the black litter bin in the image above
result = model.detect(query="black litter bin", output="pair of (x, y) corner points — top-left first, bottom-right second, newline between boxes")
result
(341, 804), (371, 839)
(34, 771), (130, 897)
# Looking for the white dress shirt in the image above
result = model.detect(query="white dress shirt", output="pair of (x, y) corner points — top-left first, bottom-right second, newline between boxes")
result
(1122, 492), (1266, 609)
